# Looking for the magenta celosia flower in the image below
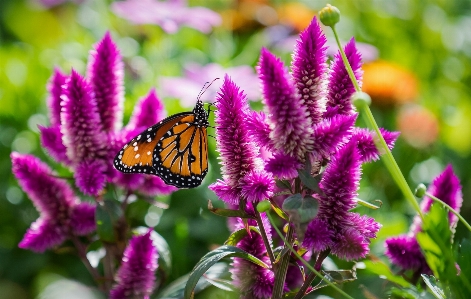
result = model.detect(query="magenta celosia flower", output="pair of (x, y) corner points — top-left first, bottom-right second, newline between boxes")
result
(310, 114), (357, 160)
(161, 63), (260, 108)
(264, 152), (302, 180)
(232, 215), (274, 299)
(37, 33), (175, 197)
(111, 0), (221, 34)
(87, 31), (124, 133)
(324, 38), (363, 119)
(11, 153), (96, 252)
(61, 69), (107, 163)
(246, 111), (275, 152)
(303, 139), (380, 260)
(291, 17), (328, 125)
(125, 89), (165, 132)
(239, 170), (274, 203)
(110, 230), (158, 299)
(353, 127), (400, 163)
(385, 165), (462, 273)
(258, 48), (313, 159)
(209, 76), (265, 205)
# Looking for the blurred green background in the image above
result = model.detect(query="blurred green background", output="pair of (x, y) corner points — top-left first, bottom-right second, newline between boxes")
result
(1, 0), (471, 298)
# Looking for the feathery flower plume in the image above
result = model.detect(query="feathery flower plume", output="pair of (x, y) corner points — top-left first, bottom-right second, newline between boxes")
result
(61, 70), (107, 163)
(291, 17), (328, 125)
(246, 111), (275, 151)
(209, 75), (263, 205)
(353, 127), (400, 163)
(39, 125), (70, 165)
(47, 68), (67, 127)
(303, 139), (380, 260)
(87, 32), (124, 132)
(125, 89), (165, 131)
(258, 48), (313, 159)
(385, 165), (462, 273)
(264, 152), (302, 180)
(239, 170), (274, 203)
(110, 230), (158, 299)
(324, 38), (363, 118)
(11, 153), (96, 252)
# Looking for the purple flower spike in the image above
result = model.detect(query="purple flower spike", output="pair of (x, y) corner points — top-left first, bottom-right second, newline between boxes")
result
(324, 38), (363, 119)
(126, 88), (165, 131)
(11, 152), (95, 252)
(110, 230), (158, 299)
(74, 160), (108, 196)
(209, 75), (260, 204)
(258, 48), (313, 159)
(87, 32), (124, 132)
(311, 114), (356, 160)
(239, 170), (274, 203)
(209, 180), (240, 205)
(353, 128), (400, 163)
(39, 125), (70, 165)
(331, 228), (369, 261)
(47, 68), (67, 127)
(246, 111), (275, 151)
(70, 202), (96, 235)
(291, 17), (328, 125)
(139, 176), (177, 196)
(61, 70), (107, 163)
(319, 139), (361, 223)
(303, 218), (333, 252)
(385, 236), (429, 273)
(265, 152), (302, 180)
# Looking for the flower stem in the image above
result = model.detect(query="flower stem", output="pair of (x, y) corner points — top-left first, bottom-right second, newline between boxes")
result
(70, 234), (105, 292)
(267, 213), (353, 299)
(425, 192), (471, 233)
(330, 25), (423, 218)
(293, 249), (331, 299)
(252, 203), (276, 265)
(272, 223), (294, 298)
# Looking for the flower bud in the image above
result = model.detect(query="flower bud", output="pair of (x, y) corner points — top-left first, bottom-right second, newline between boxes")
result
(256, 200), (271, 213)
(414, 183), (427, 198)
(352, 91), (371, 109)
(319, 4), (340, 27)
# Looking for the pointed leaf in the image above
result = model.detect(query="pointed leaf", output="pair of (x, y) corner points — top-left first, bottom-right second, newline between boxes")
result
(361, 259), (411, 287)
(224, 227), (261, 246)
(184, 245), (269, 299)
(282, 194), (318, 223)
(270, 199), (289, 221)
(422, 274), (446, 299)
(355, 198), (381, 210)
(312, 269), (357, 291)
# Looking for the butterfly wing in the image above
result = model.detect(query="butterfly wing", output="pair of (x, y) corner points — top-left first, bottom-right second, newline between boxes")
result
(153, 114), (209, 188)
(114, 112), (209, 188)
(113, 112), (193, 175)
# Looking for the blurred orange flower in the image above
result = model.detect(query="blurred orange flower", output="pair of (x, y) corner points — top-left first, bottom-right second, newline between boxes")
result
(397, 105), (439, 148)
(362, 60), (418, 106)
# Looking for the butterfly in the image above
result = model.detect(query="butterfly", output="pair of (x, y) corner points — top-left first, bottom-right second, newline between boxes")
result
(113, 82), (217, 188)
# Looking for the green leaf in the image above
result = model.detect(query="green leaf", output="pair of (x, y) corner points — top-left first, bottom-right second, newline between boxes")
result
(203, 277), (237, 292)
(208, 200), (255, 219)
(355, 198), (381, 210)
(270, 199), (289, 221)
(282, 194), (318, 223)
(297, 168), (320, 192)
(361, 259), (411, 287)
(422, 274), (446, 299)
(224, 227), (261, 246)
(96, 199), (122, 242)
(184, 245), (269, 299)
(156, 263), (229, 299)
(275, 179), (292, 192)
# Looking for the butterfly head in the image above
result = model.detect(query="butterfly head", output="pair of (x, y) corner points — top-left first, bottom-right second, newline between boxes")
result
(193, 78), (219, 127)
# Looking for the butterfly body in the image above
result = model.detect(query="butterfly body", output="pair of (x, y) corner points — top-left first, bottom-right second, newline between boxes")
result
(114, 100), (209, 188)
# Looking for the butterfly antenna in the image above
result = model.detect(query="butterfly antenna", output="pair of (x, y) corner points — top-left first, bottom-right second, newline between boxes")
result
(197, 78), (220, 102)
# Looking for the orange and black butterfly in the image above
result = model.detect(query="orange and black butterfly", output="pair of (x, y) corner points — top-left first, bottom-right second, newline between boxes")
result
(113, 83), (215, 188)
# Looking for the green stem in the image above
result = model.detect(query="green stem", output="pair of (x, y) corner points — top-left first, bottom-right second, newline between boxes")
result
(293, 249), (331, 299)
(267, 214), (354, 299)
(425, 192), (471, 233)
(330, 25), (423, 219)
(272, 224), (294, 298)
(252, 203), (276, 265)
